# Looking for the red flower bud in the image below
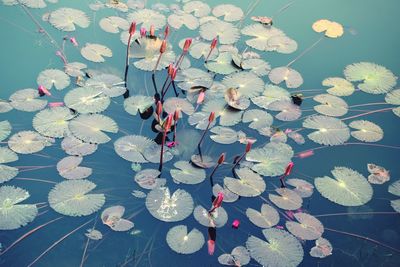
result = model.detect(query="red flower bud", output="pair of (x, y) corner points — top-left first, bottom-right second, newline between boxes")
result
(164, 114), (173, 131)
(174, 109), (180, 121)
(160, 40), (167, 53)
(217, 153), (226, 165)
(245, 141), (252, 153)
(156, 101), (162, 116)
(140, 27), (147, 37)
(129, 22), (136, 36)
(150, 25), (155, 37)
(210, 37), (218, 49)
(164, 25), (170, 39)
(208, 111), (215, 123)
(171, 68), (177, 80)
(183, 38), (192, 52)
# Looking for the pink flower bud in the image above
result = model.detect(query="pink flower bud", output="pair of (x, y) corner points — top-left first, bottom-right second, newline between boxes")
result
(150, 25), (155, 37)
(232, 219), (240, 229)
(164, 25), (170, 39)
(284, 162), (294, 176)
(210, 37), (218, 49)
(207, 240), (215, 255)
(164, 114), (173, 132)
(171, 68), (177, 81)
(212, 192), (224, 209)
(160, 40), (167, 53)
(140, 27), (147, 37)
(208, 111), (215, 123)
(129, 22), (136, 36)
(69, 37), (78, 47)
(196, 91), (205, 104)
(48, 102), (64, 108)
(156, 101), (162, 116)
(183, 38), (192, 52)
(38, 85), (51, 96)
(217, 153), (225, 165)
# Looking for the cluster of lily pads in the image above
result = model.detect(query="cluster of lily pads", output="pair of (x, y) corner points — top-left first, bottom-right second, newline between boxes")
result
(0, 0), (399, 266)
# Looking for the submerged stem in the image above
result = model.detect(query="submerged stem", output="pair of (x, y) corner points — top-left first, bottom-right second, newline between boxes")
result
(314, 211), (399, 218)
(324, 227), (400, 254)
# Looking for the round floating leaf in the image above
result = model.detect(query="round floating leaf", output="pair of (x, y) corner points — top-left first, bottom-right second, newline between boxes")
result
(286, 178), (314, 198)
(218, 246), (250, 266)
(206, 52), (238, 75)
(49, 180), (105, 217)
(385, 89), (400, 105)
(313, 94), (348, 117)
(246, 142), (293, 176)
(286, 213), (324, 240)
(85, 74), (126, 97)
(175, 68), (213, 91)
(222, 72), (264, 98)
(212, 4), (243, 22)
(170, 161), (206, 184)
(246, 228), (304, 267)
(367, 163), (390, 184)
(0, 186), (38, 230)
(127, 9), (166, 30)
(193, 205), (228, 228)
(9, 88), (47, 112)
(61, 135), (97, 156)
(168, 11), (199, 30)
(224, 167), (266, 197)
(146, 187), (194, 222)
(312, 19), (343, 38)
(246, 203), (279, 228)
(251, 85), (291, 109)
(315, 166), (373, 206)
(101, 205), (134, 232)
(134, 169), (165, 190)
(37, 69), (70, 90)
(268, 66), (303, 88)
(310, 237), (333, 258)
(114, 135), (155, 163)
(266, 35), (298, 54)
(81, 43), (112, 63)
(183, 1), (211, 17)
(210, 126), (239, 144)
(99, 16), (129, 33)
(242, 109), (273, 130)
(349, 120), (383, 142)
(33, 107), (75, 138)
(303, 115), (350, 146)
(0, 100), (13, 113)
(166, 225), (204, 254)
(212, 184), (239, 203)
(49, 8), (90, 31)
(0, 120), (12, 142)
(0, 165), (19, 184)
(241, 24), (285, 51)
(57, 156), (92, 180)
(200, 20), (240, 44)
(241, 58), (271, 77)
(8, 130), (53, 154)
(344, 62), (397, 94)
(323, 77), (355, 96)
(269, 188), (303, 210)
(124, 95), (153, 116)
(69, 114), (118, 144)
(268, 100), (302, 121)
(163, 97), (194, 116)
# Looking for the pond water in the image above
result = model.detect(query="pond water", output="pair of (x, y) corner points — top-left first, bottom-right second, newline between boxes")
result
(0, 0), (399, 266)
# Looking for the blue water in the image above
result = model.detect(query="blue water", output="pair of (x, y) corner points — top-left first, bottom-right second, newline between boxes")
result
(0, 0), (399, 266)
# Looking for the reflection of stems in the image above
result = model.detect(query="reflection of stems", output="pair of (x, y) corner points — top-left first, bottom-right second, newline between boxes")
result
(80, 216), (98, 267)
(325, 227), (400, 254)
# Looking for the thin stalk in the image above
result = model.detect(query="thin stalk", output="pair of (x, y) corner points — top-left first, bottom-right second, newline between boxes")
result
(324, 227), (400, 254)
(287, 36), (324, 67)
(341, 107), (394, 121)
(124, 34), (133, 88)
(209, 163), (222, 187)
(314, 211), (399, 218)
(158, 130), (167, 172)
(80, 216), (98, 267)
(27, 218), (93, 267)
(197, 123), (211, 148)
(14, 177), (57, 184)
(0, 216), (63, 256)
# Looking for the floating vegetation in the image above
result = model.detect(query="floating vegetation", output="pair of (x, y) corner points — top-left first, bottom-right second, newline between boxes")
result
(48, 180), (105, 217)
(145, 187), (193, 222)
(166, 225), (204, 254)
(315, 166), (373, 206)
(0, 0), (398, 266)
(246, 203), (279, 228)
(246, 228), (304, 267)
(0, 186), (38, 230)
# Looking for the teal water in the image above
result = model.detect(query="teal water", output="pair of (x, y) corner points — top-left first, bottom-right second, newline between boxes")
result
(0, 0), (399, 266)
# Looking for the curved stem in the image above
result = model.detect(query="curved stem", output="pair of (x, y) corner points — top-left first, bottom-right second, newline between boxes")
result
(27, 218), (93, 267)
(341, 107), (394, 121)
(314, 211), (399, 218)
(0, 217), (63, 256)
(324, 227), (400, 254)
(287, 36), (324, 67)
(14, 177), (57, 184)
